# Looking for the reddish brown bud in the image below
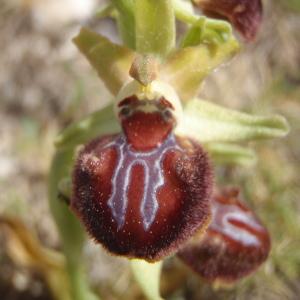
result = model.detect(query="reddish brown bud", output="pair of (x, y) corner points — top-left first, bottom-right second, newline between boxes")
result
(194, 0), (263, 41)
(71, 97), (213, 261)
(177, 188), (270, 283)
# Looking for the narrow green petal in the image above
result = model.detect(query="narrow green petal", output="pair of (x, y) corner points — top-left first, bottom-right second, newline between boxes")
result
(131, 260), (163, 300)
(206, 143), (257, 166)
(173, 0), (198, 24)
(55, 104), (120, 150)
(160, 37), (239, 102)
(73, 28), (134, 96)
(176, 99), (290, 142)
(180, 17), (232, 48)
(135, 0), (175, 57)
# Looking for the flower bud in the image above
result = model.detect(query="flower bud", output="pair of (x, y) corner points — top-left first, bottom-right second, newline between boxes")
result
(178, 188), (270, 283)
(194, 0), (263, 41)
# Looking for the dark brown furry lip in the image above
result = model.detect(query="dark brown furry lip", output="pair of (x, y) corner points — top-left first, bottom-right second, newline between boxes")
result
(193, 0), (263, 41)
(71, 132), (213, 262)
(177, 187), (271, 283)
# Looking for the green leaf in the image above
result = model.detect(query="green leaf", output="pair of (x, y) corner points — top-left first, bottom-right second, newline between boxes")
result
(206, 143), (257, 166)
(160, 36), (239, 102)
(73, 28), (134, 96)
(112, 0), (136, 49)
(180, 17), (232, 48)
(49, 149), (99, 300)
(49, 104), (121, 299)
(55, 104), (120, 150)
(135, 0), (175, 57)
(131, 260), (163, 300)
(176, 99), (290, 142)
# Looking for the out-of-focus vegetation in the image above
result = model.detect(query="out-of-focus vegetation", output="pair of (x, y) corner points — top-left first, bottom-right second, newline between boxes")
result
(0, 0), (299, 299)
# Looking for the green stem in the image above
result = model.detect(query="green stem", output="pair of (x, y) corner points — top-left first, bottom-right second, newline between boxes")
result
(131, 260), (163, 300)
(66, 260), (98, 300)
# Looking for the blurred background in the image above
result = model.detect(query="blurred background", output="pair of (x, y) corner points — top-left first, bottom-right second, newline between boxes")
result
(0, 0), (299, 299)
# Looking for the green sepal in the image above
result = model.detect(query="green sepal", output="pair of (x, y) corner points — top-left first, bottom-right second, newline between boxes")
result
(176, 98), (290, 142)
(73, 28), (134, 96)
(206, 143), (257, 166)
(160, 37), (239, 102)
(55, 104), (120, 150)
(135, 0), (175, 57)
(131, 260), (163, 300)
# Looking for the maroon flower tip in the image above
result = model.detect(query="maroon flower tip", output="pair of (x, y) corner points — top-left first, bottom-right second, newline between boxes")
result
(178, 187), (271, 283)
(194, 0), (263, 41)
(71, 132), (213, 262)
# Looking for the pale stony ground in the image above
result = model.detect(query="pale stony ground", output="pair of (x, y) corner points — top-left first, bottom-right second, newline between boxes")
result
(0, 1), (299, 299)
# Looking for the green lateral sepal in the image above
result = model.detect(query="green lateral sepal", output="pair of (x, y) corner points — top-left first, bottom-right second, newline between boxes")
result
(73, 28), (134, 96)
(176, 98), (290, 142)
(160, 38), (239, 102)
(55, 104), (120, 150)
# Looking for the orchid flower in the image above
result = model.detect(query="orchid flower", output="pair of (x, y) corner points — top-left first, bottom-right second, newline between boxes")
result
(48, 1), (289, 299)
